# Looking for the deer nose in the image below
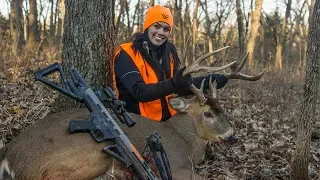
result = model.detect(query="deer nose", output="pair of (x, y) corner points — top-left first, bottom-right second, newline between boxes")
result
(227, 135), (238, 144)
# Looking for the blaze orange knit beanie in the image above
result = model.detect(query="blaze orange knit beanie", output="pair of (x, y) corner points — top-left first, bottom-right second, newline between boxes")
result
(143, 5), (173, 32)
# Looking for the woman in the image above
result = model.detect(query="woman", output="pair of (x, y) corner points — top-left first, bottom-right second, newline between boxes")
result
(113, 5), (228, 121)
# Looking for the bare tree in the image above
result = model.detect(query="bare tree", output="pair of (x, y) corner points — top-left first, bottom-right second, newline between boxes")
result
(39, 0), (50, 43)
(291, 0), (320, 179)
(246, 0), (263, 71)
(172, 0), (184, 55)
(274, 0), (292, 70)
(258, 19), (265, 66)
(54, 0), (116, 111)
(115, 0), (123, 36)
(236, 0), (245, 55)
(201, 0), (234, 63)
(192, 0), (200, 61)
(27, 0), (40, 46)
(124, 0), (132, 39)
(149, 0), (154, 6)
(49, 0), (59, 42)
(10, 0), (24, 55)
(183, 0), (192, 66)
(131, 0), (140, 34)
(308, 0), (315, 22)
(55, 0), (64, 49)
(22, 0), (29, 42)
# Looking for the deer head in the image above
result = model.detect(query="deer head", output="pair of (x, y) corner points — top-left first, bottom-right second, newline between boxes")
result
(168, 79), (237, 144)
(171, 44), (265, 145)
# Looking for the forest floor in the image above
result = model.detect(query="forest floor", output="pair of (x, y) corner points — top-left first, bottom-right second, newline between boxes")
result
(196, 71), (320, 180)
(0, 57), (319, 179)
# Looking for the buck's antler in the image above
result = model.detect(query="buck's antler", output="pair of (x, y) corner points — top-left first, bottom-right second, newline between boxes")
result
(182, 45), (235, 106)
(181, 43), (265, 105)
(182, 46), (236, 76)
(189, 79), (207, 106)
(223, 53), (265, 81)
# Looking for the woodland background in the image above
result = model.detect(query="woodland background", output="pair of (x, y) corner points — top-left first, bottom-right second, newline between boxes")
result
(0, 0), (319, 179)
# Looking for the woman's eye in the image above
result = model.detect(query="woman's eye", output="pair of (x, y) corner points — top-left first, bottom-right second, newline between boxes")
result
(164, 28), (170, 32)
(204, 112), (213, 118)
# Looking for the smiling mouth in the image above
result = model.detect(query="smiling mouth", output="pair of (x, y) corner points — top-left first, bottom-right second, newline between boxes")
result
(154, 36), (164, 41)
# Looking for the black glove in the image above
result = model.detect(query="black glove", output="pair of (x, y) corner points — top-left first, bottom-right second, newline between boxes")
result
(171, 66), (193, 89)
(192, 74), (228, 89)
(211, 74), (228, 89)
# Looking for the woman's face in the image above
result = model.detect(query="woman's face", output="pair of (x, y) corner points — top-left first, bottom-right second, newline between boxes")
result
(147, 22), (171, 46)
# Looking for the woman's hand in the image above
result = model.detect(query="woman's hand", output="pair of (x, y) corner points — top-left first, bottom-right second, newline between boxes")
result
(171, 66), (192, 89)
(210, 74), (228, 89)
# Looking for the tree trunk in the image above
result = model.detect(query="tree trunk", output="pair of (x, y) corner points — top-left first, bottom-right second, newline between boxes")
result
(309, 0), (315, 23)
(183, 0), (192, 66)
(53, 0), (115, 112)
(131, 0), (140, 35)
(177, 0), (184, 56)
(236, 0), (245, 56)
(259, 23), (265, 65)
(60, 0), (65, 33)
(201, 0), (213, 62)
(208, 36), (214, 62)
(171, 0), (176, 45)
(291, 0), (320, 179)
(246, 0), (263, 71)
(10, 0), (25, 56)
(23, 1), (29, 42)
(49, 0), (56, 41)
(192, 0), (200, 60)
(277, 0), (291, 70)
(27, 0), (40, 46)
(56, 0), (64, 50)
(124, 0), (131, 39)
(274, 36), (282, 70)
(115, 0), (123, 37)
(149, 0), (155, 6)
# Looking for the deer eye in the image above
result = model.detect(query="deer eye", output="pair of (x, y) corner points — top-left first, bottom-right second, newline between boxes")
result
(204, 112), (213, 118)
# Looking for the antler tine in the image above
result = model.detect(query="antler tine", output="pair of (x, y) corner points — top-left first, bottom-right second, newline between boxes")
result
(208, 76), (217, 99)
(226, 70), (266, 81)
(182, 46), (234, 76)
(231, 53), (249, 72)
(224, 52), (265, 81)
(189, 79), (207, 106)
(208, 76), (225, 113)
(183, 61), (237, 76)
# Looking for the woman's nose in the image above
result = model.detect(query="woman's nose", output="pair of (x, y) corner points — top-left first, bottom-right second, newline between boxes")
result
(157, 28), (164, 34)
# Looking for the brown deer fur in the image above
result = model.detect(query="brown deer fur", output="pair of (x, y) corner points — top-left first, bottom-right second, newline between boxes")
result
(0, 94), (235, 180)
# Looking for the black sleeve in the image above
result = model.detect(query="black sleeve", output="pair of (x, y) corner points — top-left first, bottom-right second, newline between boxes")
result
(114, 50), (179, 102)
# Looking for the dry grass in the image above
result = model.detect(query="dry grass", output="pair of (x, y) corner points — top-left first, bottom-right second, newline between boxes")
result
(0, 43), (60, 146)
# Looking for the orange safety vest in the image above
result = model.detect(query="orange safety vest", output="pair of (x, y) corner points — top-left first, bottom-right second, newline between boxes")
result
(113, 42), (177, 121)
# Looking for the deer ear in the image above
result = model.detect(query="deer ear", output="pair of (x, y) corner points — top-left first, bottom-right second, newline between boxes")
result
(168, 97), (190, 113)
